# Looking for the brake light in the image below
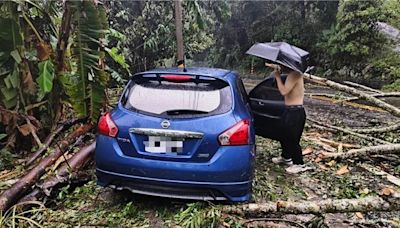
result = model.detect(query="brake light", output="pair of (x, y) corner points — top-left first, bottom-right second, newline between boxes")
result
(161, 74), (192, 82)
(97, 112), (118, 137)
(218, 120), (250, 146)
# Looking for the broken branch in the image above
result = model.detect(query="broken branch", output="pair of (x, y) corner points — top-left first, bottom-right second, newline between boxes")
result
(322, 144), (400, 159)
(343, 81), (383, 94)
(0, 123), (93, 212)
(25, 118), (85, 167)
(307, 118), (392, 145)
(223, 196), (399, 216)
(351, 121), (400, 134)
(304, 74), (400, 118)
(19, 142), (96, 203)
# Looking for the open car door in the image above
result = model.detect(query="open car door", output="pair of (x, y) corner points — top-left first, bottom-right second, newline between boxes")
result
(249, 74), (286, 141)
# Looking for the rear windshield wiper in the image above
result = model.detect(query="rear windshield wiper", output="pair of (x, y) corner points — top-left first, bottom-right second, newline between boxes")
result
(165, 109), (209, 116)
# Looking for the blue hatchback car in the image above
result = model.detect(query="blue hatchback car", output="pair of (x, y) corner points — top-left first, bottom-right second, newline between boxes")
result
(95, 67), (286, 202)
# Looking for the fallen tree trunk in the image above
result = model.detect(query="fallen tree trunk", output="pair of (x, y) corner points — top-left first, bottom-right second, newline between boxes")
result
(19, 142), (96, 203)
(223, 196), (399, 216)
(25, 118), (85, 167)
(306, 92), (400, 101)
(351, 121), (400, 134)
(304, 74), (400, 118)
(359, 163), (400, 187)
(309, 95), (386, 112)
(307, 118), (392, 145)
(322, 144), (400, 160)
(0, 124), (93, 212)
(343, 81), (383, 94)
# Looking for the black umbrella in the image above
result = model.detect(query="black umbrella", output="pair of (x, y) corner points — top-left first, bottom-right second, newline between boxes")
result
(246, 42), (310, 73)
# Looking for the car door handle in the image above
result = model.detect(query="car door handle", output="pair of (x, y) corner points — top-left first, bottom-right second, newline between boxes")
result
(258, 101), (265, 106)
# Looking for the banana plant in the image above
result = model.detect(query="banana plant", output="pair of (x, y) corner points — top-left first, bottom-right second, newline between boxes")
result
(62, 0), (109, 122)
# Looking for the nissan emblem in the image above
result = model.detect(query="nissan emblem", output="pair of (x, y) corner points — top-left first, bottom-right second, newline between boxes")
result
(161, 120), (170, 129)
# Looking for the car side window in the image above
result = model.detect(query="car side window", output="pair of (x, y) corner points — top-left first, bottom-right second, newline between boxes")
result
(249, 73), (286, 101)
(237, 77), (249, 104)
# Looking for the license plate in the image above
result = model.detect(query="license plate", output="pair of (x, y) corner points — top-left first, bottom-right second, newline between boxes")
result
(144, 136), (184, 153)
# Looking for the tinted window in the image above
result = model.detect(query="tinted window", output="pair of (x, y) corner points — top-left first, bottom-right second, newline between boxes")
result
(237, 78), (249, 104)
(122, 74), (232, 118)
(249, 74), (286, 101)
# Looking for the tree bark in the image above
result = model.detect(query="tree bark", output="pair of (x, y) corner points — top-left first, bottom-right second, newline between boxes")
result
(223, 196), (399, 216)
(0, 124), (93, 212)
(359, 163), (400, 187)
(343, 81), (383, 94)
(322, 144), (400, 160)
(351, 121), (400, 134)
(26, 118), (85, 167)
(306, 92), (400, 102)
(19, 142), (96, 203)
(174, 0), (184, 68)
(304, 74), (400, 118)
(307, 118), (392, 145)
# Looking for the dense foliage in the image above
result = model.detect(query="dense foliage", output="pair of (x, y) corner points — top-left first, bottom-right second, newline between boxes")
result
(0, 0), (112, 153)
(0, 0), (399, 156)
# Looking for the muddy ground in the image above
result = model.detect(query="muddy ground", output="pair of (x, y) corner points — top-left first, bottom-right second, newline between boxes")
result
(1, 78), (399, 227)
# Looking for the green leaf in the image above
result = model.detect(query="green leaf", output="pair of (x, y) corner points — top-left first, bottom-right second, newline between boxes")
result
(36, 60), (55, 100)
(0, 133), (7, 140)
(10, 50), (21, 64)
(1, 87), (17, 101)
(3, 69), (19, 89)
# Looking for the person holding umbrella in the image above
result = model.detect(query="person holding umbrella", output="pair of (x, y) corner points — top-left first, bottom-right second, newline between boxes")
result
(246, 42), (311, 174)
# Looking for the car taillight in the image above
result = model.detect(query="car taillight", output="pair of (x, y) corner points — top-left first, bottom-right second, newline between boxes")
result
(97, 112), (118, 137)
(218, 120), (250, 146)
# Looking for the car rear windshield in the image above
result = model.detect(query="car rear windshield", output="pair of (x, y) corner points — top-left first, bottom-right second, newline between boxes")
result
(121, 74), (232, 118)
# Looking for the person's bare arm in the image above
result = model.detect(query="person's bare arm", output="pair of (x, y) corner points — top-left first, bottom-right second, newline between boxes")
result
(274, 69), (299, 96)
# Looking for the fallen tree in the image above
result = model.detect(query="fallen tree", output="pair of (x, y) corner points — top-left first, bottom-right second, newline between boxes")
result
(351, 121), (400, 134)
(343, 81), (383, 94)
(25, 118), (85, 167)
(0, 124), (93, 212)
(304, 74), (400, 118)
(19, 142), (96, 203)
(306, 92), (400, 102)
(223, 196), (399, 216)
(307, 118), (392, 145)
(322, 144), (400, 160)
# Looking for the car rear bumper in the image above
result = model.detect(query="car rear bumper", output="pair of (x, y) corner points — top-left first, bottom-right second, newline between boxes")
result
(95, 135), (255, 202)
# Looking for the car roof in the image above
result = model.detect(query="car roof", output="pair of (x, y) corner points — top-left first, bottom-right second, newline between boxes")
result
(137, 67), (233, 79)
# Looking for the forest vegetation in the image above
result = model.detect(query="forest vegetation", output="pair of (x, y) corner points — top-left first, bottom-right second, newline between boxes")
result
(0, 0), (399, 227)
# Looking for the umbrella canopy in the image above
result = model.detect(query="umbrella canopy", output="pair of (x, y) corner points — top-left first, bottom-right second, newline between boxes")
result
(246, 42), (310, 73)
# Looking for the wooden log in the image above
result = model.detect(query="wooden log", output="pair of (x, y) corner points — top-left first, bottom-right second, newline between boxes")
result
(0, 124), (93, 212)
(19, 142), (96, 203)
(345, 92), (400, 102)
(343, 81), (383, 94)
(306, 92), (400, 103)
(359, 164), (400, 187)
(304, 74), (400, 118)
(307, 118), (392, 145)
(223, 196), (399, 216)
(318, 138), (360, 149)
(322, 144), (400, 160)
(351, 121), (400, 134)
(25, 118), (84, 167)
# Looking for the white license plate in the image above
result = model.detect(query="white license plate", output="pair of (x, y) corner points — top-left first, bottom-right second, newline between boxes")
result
(143, 136), (184, 153)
